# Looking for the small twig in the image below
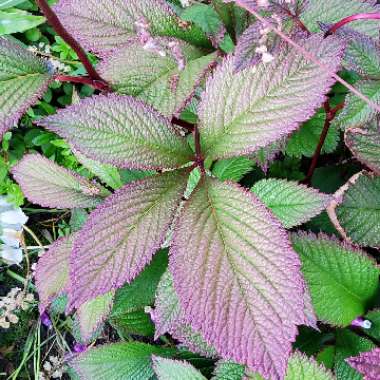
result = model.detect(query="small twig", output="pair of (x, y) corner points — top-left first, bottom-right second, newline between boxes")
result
(171, 117), (195, 132)
(193, 125), (205, 173)
(325, 13), (380, 36)
(55, 74), (110, 91)
(35, 0), (109, 89)
(23, 225), (44, 248)
(303, 101), (343, 183)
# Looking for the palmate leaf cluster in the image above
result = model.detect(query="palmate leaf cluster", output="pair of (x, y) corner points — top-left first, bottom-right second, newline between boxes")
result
(1, 0), (380, 380)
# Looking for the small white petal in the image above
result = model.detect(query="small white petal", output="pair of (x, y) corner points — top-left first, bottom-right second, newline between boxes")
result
(0, 209), (28, 226)
(1, 246), (23, 265)
(0, 229), (22, 247)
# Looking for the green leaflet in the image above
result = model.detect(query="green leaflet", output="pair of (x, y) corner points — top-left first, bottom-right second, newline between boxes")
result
(0, 9), (45, 35)
(292, 233), (379, 326)
(285, 352), (335, 380)
(68, 342), (174, 380)
(152, 356), (207, 380)
(333, 80), (380, 130)
(285, 110), (339, 158)
(212, 361), (245, 380)
(212, 157), (254, 182)
(0, 0), (26, 9)
(334, 329), (376, 380)
(364, 309), (380, 342)
(328, 171), (380, 247)
(251, 179), (330, 229)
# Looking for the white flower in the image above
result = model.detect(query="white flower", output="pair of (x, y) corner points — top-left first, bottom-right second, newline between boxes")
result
(0, 228), (22, 247)
(0, 246), (23, 265)
(0, 209), (28, 226)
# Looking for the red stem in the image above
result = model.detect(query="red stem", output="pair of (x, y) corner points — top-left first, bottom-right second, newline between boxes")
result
(194, 125), (205, 173)
(35, 0), (108, 88)
(55, 75), (110, 91)
(325, 13), (380, 36)
(171, 117), (194, 132)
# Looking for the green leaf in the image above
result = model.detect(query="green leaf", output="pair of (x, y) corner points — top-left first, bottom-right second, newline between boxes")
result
(301, 0), (380, 38)
(334, 329), (376, 380)
(198, 35), (343, 161)
(327, 171), (380, 247)
(181, 3), (222, 35)
(152, 356), (207, 380)
(110, 250), (168, 337)
(285, 110), (339, 158)
(316, 346), (336, 370)
(0, 1), (26, 10)
(0, 38), (52, 138)
(212, 157), (254, 182)
(364, 309), (380, 342)
(251, 179), (330, 228)
(333, 80), (380, 130)
(212, 361), (245, 380)
(285, 352), (335, 380)
(99, 39), (216, 117)
(291, 232), (380, 326)
(345, 121), (380, 175)
(0, 9), (45, 35)
(68, 342), (174, 380)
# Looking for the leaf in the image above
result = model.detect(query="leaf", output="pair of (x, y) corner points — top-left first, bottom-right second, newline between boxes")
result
(0, 9), (45, 35)
(198, 35), (344, 161)
(38, 94), (193, 170)
(35, 234), (74, 313)
(285, 352), (335, 380)
(12, 154), (106, 209)
(291, 232), (380, 326)
(152, 270), (217, 358)
(252, 179), (330, 228)
(68, 342), (174, 380)
(301, 0), (380, 38)
(335, 329), (376, 380)
(69, 171), (188, 310)
(109, 249), (168, 337)
(99, 38), (216, 117)
(0, 37), (52, 139)
(327, 171), (380, 247)
(54, 0), (208, 55)
(74, 150), (123, 190)
(75, 292), (114, 343)
(251, 140), (284, 173)
(212, 157), (254, 182)
(345, 121), (380, 175)
(0, 0), (26, 10)
(152, 356), (207, 380)
(365, 309), (380, 342)
(170, 177), (307, 380)
(212, 361), (245, 380)
(285, 110), (340, 158)
(347, 348), (380, 380)
(333, 80), (380, 130)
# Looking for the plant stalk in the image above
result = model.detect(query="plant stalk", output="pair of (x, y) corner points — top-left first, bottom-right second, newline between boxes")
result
(325, 13), (380, 36)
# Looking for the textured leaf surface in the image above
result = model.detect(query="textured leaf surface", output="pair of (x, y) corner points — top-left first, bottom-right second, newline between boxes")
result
(99, 39), (216, 117)
(333, 80), (380, 130)
(68, 342), (173, 380)
(347, 348), (380, 380)
(0, 10), (45, 35)
(335, 329), (376, 380)
(152, 356), (206, 380)
(69, 171), (188, 310)
(76, 292), (114, 343)
(170, 178), (307, 380)
(152, 270), (217, 357)
(0, 37), (52, 138)
(212, 361), (245, 380)
(301, 0), (380, 37)
(252, 179), (330, 228)
(12, 154), (106, 209)
(327, 171), (380, 247)
(35, 234), (73, 313)
(38, 94), (193, 170)
(285, 110), (339, 158)
(345, 121), (380, 175)
(198, 35), (343, 160)
(285, 352), (335, 380)
(291, 232), (380, 326)
(212, 157), (254, 182)
(365, 309), (380, 342)
(54, 0), (208, 55)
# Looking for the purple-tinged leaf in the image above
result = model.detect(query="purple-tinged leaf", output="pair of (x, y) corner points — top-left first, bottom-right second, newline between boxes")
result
(98, 38), (217, 117)
(0, 38), (52, 139)
(170, 178), (307, 380)
(75, 292), (114, 343)
(53, 0), (208, 55)
(250, 140), (284, 173)
(152, 356), (207, 380)
(345, 120), (380, 175)
(68, 171), (188, 310)
(152, 270), (217, 358)
(347, 348), (380, 380)
(198, 35), (344, 161)
(35, 234), (74, 313)
(38, 94), (193, 170)
(12, 154), (107, 209)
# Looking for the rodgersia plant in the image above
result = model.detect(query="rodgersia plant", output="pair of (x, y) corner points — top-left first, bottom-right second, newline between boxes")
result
(1, 0), (380, 379)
